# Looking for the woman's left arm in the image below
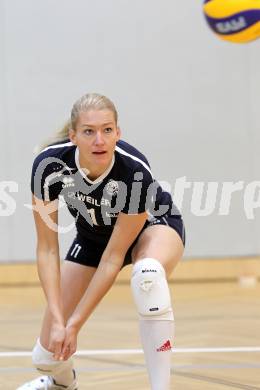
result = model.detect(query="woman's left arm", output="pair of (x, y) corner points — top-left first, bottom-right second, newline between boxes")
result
(61, 211), (147, 359)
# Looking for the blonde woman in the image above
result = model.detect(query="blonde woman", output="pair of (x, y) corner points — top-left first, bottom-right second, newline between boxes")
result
(18, 93), (185, 390)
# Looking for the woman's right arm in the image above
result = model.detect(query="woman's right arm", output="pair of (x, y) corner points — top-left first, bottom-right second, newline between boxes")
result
(32, 195), (65, 352)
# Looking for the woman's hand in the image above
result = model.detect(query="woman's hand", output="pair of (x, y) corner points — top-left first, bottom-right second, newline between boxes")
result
(48, 322), (66, 360)
(60, 322), (79, 361)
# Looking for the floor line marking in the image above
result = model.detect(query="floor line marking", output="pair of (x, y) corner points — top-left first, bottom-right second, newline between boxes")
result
(0, 346), (260, 358)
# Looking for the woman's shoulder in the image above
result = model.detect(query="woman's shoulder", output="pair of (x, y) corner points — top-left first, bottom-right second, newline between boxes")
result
(115, 140), (151, 171)
(33, 139), (76, 167)
(115, 140), (153, 181)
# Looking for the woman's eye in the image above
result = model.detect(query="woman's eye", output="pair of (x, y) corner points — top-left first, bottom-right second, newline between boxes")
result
(84, 129), (93, 135)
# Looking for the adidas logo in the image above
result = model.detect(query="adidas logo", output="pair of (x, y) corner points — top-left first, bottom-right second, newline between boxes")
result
(156, 340), (172, 352)
(142, 269), (157, 273)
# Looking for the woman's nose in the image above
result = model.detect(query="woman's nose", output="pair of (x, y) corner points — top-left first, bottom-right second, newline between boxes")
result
(94, 131), (105, 145)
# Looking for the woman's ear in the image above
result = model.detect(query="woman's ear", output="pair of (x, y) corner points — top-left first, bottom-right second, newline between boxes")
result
(116, 126), (121, 140)
(69, 128), (77, 145)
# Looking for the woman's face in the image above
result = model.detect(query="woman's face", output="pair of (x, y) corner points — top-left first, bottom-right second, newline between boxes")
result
(69, 109), (121, 176)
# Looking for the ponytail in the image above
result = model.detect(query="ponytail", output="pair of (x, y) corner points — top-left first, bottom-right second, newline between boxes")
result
(35, 120), (71, 153)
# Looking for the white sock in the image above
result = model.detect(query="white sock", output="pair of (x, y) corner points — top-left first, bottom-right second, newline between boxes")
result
(33, 339), (75, 387)
(53, 365), (75, 387)
(139, 319), (174, 390)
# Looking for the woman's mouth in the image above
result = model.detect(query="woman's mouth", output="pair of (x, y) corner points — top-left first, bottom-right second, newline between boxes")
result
(92, 151), (107, 155)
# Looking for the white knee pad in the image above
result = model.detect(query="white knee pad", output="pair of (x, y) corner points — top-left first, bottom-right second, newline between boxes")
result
(131, 258), (173, 320)
(32, 339), (73, 376)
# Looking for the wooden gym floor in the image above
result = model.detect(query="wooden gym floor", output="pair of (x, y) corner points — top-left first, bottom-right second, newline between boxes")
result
(0, 268), (260, 390)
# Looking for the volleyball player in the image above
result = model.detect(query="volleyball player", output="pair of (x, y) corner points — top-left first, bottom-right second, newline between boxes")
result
(17, 93), (185, 390)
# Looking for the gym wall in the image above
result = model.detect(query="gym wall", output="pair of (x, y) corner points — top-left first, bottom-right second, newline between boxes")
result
(0, 0), (259, 262)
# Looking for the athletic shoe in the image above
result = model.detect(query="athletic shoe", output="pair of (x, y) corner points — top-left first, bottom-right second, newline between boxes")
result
(16, 369), (78, 389)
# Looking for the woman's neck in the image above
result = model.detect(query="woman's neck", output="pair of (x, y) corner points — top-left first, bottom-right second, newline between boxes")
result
(78, 153), (114, 181)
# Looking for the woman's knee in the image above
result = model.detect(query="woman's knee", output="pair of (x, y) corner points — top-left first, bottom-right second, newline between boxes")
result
(131, 257), (174, 321)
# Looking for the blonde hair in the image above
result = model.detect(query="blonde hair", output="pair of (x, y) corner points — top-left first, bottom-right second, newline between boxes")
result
(37, 93), (118, 152)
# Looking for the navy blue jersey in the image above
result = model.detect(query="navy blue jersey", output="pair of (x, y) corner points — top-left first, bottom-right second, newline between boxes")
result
(31, 139), (180, 242)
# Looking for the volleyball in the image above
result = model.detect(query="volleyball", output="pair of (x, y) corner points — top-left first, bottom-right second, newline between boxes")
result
(203, 0), (260, 43)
